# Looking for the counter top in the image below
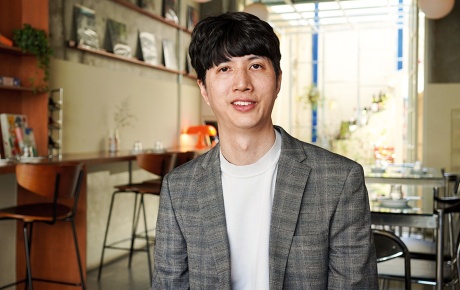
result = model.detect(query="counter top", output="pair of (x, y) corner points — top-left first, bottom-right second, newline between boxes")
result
(0, 151), (139, 174)
(0, 148), (207, 174)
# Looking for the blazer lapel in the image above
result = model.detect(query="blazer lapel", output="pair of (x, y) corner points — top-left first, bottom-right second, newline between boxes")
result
(269, 128), (311, 289)
(196, 146), (232, 288)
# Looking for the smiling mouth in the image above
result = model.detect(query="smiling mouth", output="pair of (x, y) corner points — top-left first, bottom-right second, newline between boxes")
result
(232, 101), (254, 106)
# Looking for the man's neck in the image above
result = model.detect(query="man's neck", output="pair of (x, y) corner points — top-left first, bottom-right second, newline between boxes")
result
(219, 126), (276, 166)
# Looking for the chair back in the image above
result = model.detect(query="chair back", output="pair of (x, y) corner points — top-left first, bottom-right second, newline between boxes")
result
(173, 151), (195, 169)
(136, 153), (173, 177)
(373, 229), (411, 290)
(16, 162), (83, 199)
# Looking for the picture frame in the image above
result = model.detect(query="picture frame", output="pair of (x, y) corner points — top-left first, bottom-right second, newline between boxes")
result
(73, 4), (100, 49)
(107, 18), (132, 57)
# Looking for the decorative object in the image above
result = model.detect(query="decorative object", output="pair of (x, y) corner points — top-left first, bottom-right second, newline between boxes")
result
(243, 2), (269, 21)
(418, 0), (454, 19)
(162, 0), (179, 24)
(13, 24), (53, 90)
(187, 6), (199, 30)
(110, 97), (137, 152)
(0, 113), (35, 158)
(138, 31), (159, 65)
(185, 125), (217, 149)
(107, 18), (132, 57)
(162, 38), (178, 70)
(73, 4), (100, 49)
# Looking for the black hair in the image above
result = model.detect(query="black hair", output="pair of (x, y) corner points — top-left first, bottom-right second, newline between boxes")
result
(189, 12), (281, 84)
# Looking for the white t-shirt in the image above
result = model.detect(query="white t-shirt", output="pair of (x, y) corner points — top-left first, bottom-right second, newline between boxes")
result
(220, 130), (282, 290)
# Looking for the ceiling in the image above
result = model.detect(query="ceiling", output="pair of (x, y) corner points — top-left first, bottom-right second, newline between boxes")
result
(259, 0), (414, 31)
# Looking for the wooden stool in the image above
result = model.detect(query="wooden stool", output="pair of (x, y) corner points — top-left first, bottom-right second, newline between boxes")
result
(0, 162), (85, 290)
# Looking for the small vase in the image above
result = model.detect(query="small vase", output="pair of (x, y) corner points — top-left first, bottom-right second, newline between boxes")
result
(108, 129), (120, 152)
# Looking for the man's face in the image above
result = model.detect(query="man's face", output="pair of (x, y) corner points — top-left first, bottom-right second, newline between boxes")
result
(198, 55), (282, 134)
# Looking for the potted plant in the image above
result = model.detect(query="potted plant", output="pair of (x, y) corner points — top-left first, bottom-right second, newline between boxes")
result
(13, 24), (53, 91)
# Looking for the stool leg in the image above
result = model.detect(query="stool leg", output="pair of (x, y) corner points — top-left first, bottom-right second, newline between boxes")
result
(23, 223), (33, 290)
(71, 219), (86, 289)
(128, 193), (140, 268)
(98, 191), (118, 281)
(141, 195), (153, 282)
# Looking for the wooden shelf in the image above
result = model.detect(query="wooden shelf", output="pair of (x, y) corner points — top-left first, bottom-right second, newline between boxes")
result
(0, 43), (23, 55)
(68, 41), (197, 79)
(0, 84), (36, 92)
(111, 0), (192, 34)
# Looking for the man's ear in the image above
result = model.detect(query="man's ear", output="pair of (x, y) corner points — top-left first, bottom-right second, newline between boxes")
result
(276, 70), (282, 94)
(198, 79), (210, 106)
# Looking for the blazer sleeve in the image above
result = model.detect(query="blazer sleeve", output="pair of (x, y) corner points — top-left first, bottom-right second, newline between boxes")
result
(152, 175), (190, 289)
(327, 164), (379, 289)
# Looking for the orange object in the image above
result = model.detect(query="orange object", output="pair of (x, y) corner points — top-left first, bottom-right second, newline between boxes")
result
(0, 34), (13, 46)
(185, 125), (217, 149)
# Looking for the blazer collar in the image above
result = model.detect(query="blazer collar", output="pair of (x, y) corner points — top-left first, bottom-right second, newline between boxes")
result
(197, 145), (232, 288)
(269, 126), (311, 289)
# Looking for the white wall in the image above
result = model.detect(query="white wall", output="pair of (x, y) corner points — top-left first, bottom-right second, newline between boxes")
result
(423, 83), (460, 171)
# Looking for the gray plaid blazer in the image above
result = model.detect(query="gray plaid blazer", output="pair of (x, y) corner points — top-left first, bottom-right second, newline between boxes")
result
(152, 126), (378, 290)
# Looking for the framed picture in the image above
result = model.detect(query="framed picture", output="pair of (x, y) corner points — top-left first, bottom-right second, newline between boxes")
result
(162, 0), (179, 24)
(73, 4), (100, 49)
(138, 31), (159, 65)
(107, 18), (132, 57)
(162, 39), (178, 70)
(187, 6), (199, 31)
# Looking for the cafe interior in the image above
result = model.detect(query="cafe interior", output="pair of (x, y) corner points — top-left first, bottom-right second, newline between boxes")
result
(0, 0), (459, 289)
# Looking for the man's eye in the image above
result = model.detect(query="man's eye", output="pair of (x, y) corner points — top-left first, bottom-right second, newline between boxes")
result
(219, 67), (229, 72)
(252, 64), (262, 69)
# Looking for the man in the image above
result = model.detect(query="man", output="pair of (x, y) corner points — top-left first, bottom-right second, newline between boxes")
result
(152, 12), (378, 290)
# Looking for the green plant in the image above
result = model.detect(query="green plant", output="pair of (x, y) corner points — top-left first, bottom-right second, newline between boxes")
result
(13, 24), (53, 91)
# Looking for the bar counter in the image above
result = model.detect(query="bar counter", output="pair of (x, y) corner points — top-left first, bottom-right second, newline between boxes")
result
(0, 151), (157, 290)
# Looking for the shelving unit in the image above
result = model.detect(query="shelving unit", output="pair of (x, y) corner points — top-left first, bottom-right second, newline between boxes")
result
(48, 88), (63, 158)
(0, 9), (48, 158)
(67, 0), (197, 80)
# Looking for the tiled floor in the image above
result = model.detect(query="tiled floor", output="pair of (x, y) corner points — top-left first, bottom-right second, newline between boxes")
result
(87, 251), (435, 290)
(86, 252), (152, 290)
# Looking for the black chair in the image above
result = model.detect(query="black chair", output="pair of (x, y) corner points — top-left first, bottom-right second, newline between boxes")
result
(377, 194), (460, 289)
(374, 229), (411, 290)
(97, 151), (195, 282)
(0, 162), (85, 290)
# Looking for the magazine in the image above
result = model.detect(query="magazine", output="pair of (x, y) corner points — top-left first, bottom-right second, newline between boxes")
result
(0, 114), (36, 158)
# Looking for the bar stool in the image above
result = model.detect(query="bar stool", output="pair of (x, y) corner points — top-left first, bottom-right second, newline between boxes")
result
(97, 152), (175, 282)
(0, 162), (85, 290)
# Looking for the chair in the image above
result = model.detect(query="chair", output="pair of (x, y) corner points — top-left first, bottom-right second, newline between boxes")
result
(373, 229), (411, 290)
(0, 162), (85, 290)
(97, 151), (194, 281)
(377, 196), (460, 290)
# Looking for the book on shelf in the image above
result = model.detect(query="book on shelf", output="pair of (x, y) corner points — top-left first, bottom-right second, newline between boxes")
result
(138, 31), (159, 66)
(187, 6), (199, 31)
(162, 39), (178, 70)
(73, 4), (100, 49)
(107, 18), (132, 58)
(0, 113), (37, 158)
(0, 33), (13, 47)
(162, 0), (179, 24)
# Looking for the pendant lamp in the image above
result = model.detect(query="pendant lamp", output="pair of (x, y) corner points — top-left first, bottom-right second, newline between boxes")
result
(419, 0), (454, 19)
